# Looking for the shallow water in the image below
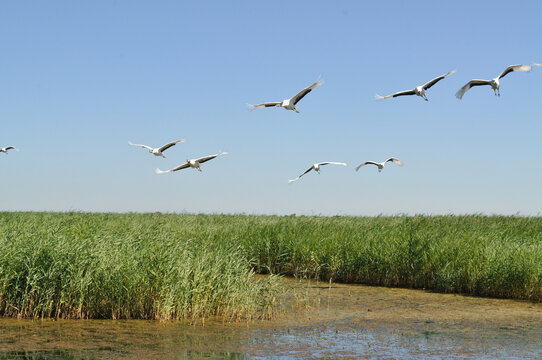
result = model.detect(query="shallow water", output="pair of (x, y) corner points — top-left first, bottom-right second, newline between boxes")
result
(1, 278), (541, 359)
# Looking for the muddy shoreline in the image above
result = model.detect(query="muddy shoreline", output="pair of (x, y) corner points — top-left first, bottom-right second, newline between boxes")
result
(1, 278), (541, 359)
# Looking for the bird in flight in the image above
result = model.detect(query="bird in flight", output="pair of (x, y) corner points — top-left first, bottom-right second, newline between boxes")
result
(288, 162), (347, 183)
(376, 70), (456, 101)
(155, 151), (228, 174)
(355, 158), (403, 172)
(128, 139), (185, 158)
(455, 65), (531, 99)
(248, 78), (323, 113)
(1, 146), (19, 154)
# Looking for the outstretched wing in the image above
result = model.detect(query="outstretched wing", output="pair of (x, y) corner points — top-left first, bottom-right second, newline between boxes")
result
(355, 161), (379, 171)
(318, 162), (347, 167)
(290, 79), (323, 105)
(422, 69), (456, 90)
(155, 162), (190, 174)
(375, 89), (416, 100)
(288, 166), (314, 183)
(170, 163), (191, 172)
(158, 139), (184, 152)
(197, 151), (228, 164)
(3, 146), (18, 152)
(455, 79), (491, 99)
(248, 102), (282, 109)
(498, 64), (531, 79)
(386, 157), (404, 166)
(128, 141), (153, 151)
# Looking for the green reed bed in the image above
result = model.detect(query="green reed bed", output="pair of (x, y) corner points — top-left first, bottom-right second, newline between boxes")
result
(0, 213), (541, 320)
(0, 212), (280, 321)
(236, 214), (542, 301)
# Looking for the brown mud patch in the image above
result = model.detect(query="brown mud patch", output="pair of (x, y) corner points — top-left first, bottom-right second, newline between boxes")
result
(1, 277), (541, 359)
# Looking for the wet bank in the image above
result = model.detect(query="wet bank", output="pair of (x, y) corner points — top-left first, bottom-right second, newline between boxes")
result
(1, 278), (541, 359)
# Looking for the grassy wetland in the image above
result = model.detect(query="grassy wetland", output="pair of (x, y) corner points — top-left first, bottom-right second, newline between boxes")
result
(0, 212), (541, 321)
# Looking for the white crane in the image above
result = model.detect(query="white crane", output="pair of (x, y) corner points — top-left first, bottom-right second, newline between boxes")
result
(455, 65), (531, 99)
(155, 151), (228, 174)
(376, 70), (456, 101)
(288, 162), (347, 183)
(128, 139), (185, 158)
(1, 146), (19, 154)
(355, 158), (403, 172)
(248, 78), (323, 113)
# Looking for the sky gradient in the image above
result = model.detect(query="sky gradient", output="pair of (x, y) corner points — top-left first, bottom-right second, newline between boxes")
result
(1, 1), (542, 215)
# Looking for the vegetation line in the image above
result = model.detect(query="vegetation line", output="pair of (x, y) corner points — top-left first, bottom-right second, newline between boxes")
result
(0, 212), (540, 320)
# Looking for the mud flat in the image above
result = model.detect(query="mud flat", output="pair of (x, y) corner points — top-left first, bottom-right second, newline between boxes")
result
(1, 277), (541, 359)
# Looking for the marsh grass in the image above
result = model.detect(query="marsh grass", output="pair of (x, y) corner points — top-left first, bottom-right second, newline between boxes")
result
(243, 215), (542, 301)
(0, 212), (280, 321)
(0, 213), (540, 320)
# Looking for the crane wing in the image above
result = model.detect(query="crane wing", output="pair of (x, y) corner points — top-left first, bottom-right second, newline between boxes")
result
(455, 79), (491, 99)
(288, 166), (314, 183)
(375, 89), (416, 100)
(158, 139), (184, 152)
(197, 151), (228, 164)
(249, 102), (281, 109)
(355, 161), (379, 171)
(386, 157), (404, 166)
(170, 163), (191, 172)
(155, 162), (190, 174)
(318, 162), (347, 167)
(422, 69), (456, 90)
(498, 64), (531, 79)
(290, 79), (323, 105)
(128, 141), (153, 151)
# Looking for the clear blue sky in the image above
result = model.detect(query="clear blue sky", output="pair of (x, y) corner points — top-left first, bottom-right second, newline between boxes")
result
(1, 1), (541, 215)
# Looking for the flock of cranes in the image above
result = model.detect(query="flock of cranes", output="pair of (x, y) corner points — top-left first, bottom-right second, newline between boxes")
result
(125, 131), (399, 181)
(3, 63), (539, 183)
(123, 74), (408, 182)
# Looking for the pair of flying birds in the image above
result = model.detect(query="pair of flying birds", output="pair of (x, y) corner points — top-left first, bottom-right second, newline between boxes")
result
(128, 140), (227, 173)
(376, 64), (532, 101)
(248, 64), (536, 113)
(288, 158), (403, 183)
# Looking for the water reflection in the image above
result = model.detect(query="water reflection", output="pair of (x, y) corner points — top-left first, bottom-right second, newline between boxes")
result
(0, 350), (250, 360)
(1, 278), (541, 359)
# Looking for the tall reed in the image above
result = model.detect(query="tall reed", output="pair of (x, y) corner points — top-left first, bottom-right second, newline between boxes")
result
(1, 212), (540, 321)
(0, 212), (280, 320)
(236, 214), (542, 301)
